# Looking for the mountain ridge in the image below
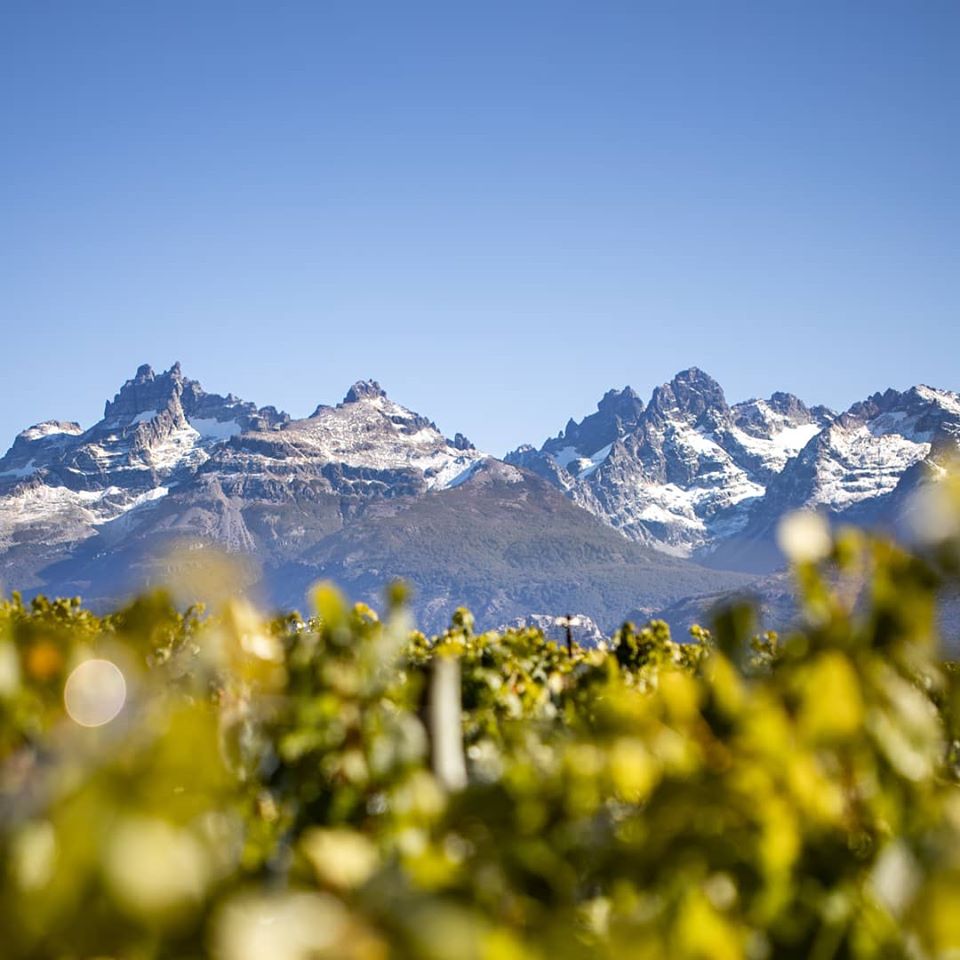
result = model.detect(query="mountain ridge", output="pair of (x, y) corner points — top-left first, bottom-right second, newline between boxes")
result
(2, 362), (957, 631)
(508, 367), (959, 566)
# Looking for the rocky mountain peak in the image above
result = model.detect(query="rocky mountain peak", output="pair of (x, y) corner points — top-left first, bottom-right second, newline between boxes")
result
(343, 380), (387, 404)
(847, 388), (902, 421)
(649, 367), (728, 420)
(732, 391), (832, 438)
(597, 386), (645, 419)
(103, 362), (189, 421)
(542, 386), (646, 460)
(508, 367), (853, 558)
(766, 391), (810, 419)
(95, 362), (290, 443)
(841, 386), (956, 427)
(905, 385), (960, 415)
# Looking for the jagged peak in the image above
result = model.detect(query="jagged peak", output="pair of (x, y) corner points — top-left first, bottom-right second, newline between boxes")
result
(671, 366), (724, 394)
(126, 361), (187, 389)
(847, 387), (911, 420)
(847, 384), (960, 422)
(649, 367), (727, 418)
(767, 390), (805, 411)
(342, 380), (387, 404)
(597, 385), (645, 417)
(762, 391), (829, 423)
(540, 385), (646, 457)
(104, 362), (194, 421)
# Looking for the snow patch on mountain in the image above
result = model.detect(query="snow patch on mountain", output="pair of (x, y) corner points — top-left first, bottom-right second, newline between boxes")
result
(0, 482), (170, 551)
(915, 385), (960, 418)
(806, 420), (934, 511)
(20, 422), (84, 442)
(727, 422), (821, 469)
(189, 417), (243, 441)
(552, 442), (614, 479)
(130, 409), (160, 426)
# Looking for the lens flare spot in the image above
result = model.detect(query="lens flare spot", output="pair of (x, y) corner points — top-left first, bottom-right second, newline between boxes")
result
(64, 658), (126, 727)
(776, 510), (832, 564)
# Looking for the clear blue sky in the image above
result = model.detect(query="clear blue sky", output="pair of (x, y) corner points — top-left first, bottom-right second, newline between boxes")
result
(2, 1), (958, 455)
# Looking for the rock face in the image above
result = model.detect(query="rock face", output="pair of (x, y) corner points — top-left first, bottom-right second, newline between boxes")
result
(508, 369), (960, 568)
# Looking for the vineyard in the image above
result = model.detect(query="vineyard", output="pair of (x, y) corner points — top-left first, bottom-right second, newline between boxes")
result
(3, 484), (960, 958)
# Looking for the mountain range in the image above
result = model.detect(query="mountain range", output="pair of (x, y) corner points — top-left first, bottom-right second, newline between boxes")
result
(1, 363), (957, 633)
(508, 368), (960, 570)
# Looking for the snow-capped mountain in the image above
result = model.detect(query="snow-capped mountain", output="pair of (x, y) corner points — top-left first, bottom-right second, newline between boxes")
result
(508, 368), (835, 556)
(201, 377), (483, 506)
(708, 384), (960, 570)
(0, 363), (751, 631)
(3, 361), (957, 629)
(0, 363), (288, 553)
(0, 364), (486, 568)
(764, 386), (960, 516)
(508, 368), (960, 566)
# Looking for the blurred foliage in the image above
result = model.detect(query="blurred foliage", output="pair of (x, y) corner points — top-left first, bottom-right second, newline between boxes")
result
(3, 482), (960, 958)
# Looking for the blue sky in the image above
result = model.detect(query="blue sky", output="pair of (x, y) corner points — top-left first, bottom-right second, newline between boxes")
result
(2, 1), (958, 455)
